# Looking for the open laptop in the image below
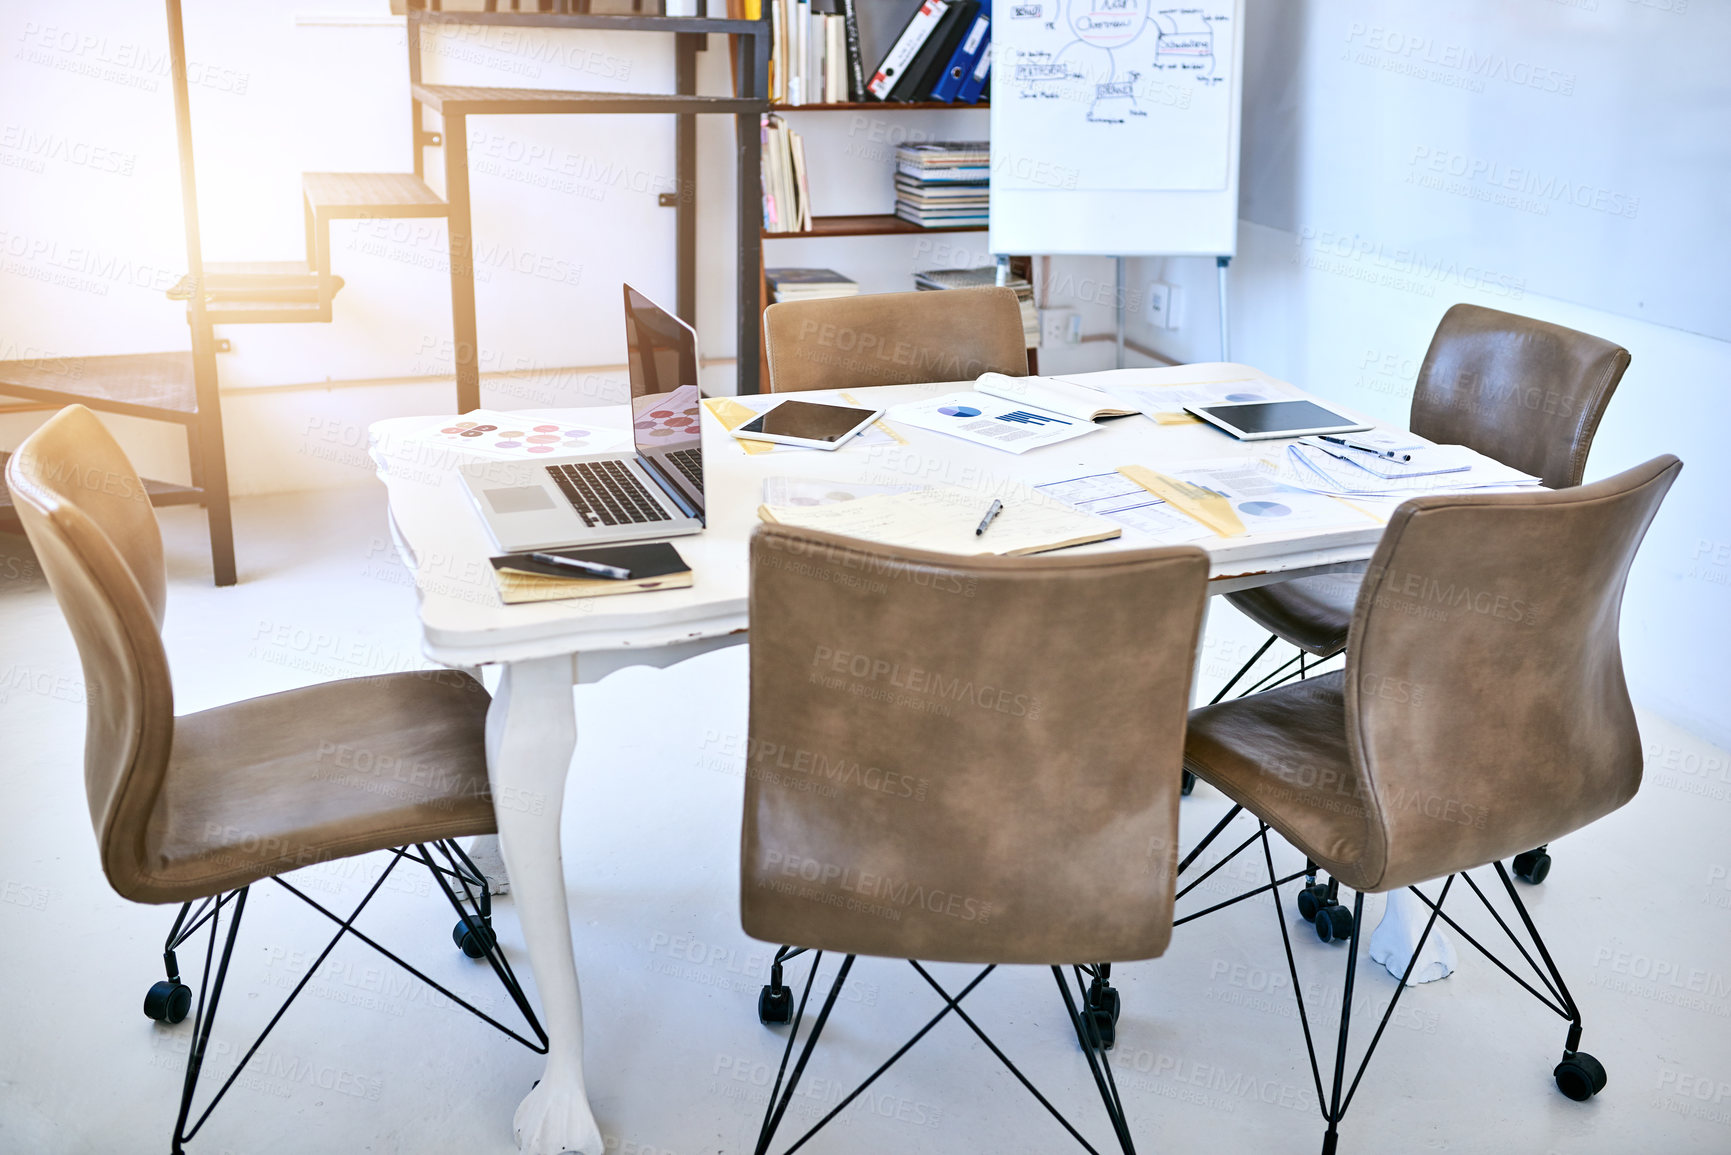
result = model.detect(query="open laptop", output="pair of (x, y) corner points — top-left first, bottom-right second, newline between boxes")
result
(459, 284), (705, 552)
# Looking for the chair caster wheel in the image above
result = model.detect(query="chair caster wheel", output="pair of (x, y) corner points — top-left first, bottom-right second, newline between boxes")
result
(1513, 849), (1552, 885)
(144, 980), (192, 1024)
(758, 984), (794, 1025)
(1315, 904), (1354, 944)
(1086, 1008), (1115, 1051)
(1086, 981), (1121, 1024)
(453, 919), (496, 959)
(1555, 1051), (1607, 1101)
(1181, 770), (1196, 796)
(1296, 884), (1331, 922)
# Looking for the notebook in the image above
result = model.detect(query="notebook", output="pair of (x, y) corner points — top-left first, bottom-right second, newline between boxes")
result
(759, 484), (1121, 556)
(489, 542), (693, 604)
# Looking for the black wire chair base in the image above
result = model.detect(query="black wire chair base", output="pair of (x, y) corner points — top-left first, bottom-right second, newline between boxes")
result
(152, 839), (546, 1153)
(753, 952), (1137, 1155)
(1188, 822), (1602, 1154)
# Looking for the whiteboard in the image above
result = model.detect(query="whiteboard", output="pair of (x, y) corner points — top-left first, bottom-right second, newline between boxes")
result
(1238, 0), (1731, 342)
(989, 0), (1246, 256)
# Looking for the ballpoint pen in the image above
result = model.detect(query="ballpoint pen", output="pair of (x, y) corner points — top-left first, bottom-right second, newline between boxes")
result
(528, 552), (633, 580)
(1319, 434), (1413, 462)
(975, 499), (1004, 536)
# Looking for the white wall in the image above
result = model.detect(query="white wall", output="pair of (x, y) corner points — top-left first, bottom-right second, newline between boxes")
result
(1119, 0), (1731, 749)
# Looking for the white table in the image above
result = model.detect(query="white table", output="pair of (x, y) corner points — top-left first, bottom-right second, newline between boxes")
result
(370, 364), (1443, 1154)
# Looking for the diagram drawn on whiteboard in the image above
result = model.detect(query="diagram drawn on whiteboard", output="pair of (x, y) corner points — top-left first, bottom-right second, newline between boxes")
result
(996, 1), (1236, 193)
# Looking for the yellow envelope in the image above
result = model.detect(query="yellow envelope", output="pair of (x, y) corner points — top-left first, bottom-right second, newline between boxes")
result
(1118, 464), (1248, 537)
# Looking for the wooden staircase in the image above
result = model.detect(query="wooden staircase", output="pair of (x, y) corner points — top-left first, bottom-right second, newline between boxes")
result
(1, 1), (770, 588)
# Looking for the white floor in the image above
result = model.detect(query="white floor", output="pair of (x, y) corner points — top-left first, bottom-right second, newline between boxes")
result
(2, 489), (1728, 1155)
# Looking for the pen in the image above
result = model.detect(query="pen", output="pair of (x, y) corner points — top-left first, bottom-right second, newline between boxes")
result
(528, 552), (633, 580)
(975, 499), (1004, 536)
(1320, 434), (1412, 462)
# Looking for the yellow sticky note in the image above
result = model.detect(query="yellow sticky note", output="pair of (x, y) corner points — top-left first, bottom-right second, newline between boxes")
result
(702, 396), (777, 455)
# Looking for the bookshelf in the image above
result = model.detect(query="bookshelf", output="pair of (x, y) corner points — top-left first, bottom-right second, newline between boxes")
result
(757, 100), (1006, 387)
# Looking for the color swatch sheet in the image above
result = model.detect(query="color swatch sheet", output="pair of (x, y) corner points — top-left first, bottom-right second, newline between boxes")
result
(411, 409), (629, 459)
(887, 391), (1101, 454)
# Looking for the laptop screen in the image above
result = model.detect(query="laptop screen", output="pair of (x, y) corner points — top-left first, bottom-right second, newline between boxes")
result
(623, 284), (703, 514)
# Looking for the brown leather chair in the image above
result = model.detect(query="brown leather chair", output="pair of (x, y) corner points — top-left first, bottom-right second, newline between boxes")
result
(1179, 454), (1679, 1154)
(762, 286), (1028, 392)
(5, 405), (543, 1152)
(741, 524), (1209, 1154)
(1222, 304), (1630, 670)
(1204, 304), (1633, 882)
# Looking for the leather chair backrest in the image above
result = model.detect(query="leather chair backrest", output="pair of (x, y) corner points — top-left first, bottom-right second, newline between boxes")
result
(762, 287), (1029, 393)
(1411, 303), (1630, 489)
(741, 525), (1209, 964)
(1344, 454), (1680, 891)
(5, 405), (174, 898)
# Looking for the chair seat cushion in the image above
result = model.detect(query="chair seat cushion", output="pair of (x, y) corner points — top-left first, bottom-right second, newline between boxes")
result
(1224, 566), (1365, 657)
(1183, 671), (1384, 892)
(145, 672), (497, 900)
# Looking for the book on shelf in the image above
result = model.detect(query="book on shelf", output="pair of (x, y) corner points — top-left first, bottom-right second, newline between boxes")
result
(767, 268), (860, 302)
(764, 0), (990, 104)
(761, 114), (814, 233)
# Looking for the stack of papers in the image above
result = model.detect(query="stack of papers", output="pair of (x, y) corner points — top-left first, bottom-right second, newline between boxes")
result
(1151, 458), (1381, 535)
(1284, 441), (1542, 498)
(1036, 473), (1215, 544)
(759, 484), (1120, 557)
(766, 268), (859, 303)
(888, 392), (1100, 454)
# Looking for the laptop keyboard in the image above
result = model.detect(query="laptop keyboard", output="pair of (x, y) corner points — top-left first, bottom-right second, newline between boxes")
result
(667, 448), (703, 491)
(546, 461), (672, 528)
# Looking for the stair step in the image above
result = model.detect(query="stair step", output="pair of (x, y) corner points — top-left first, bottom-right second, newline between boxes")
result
(302, 172), (447, 218)
(412, 83), (762, 117)
(202, 299), (333, 325)
(169, 262), (345, 304)
(0, 351), (197, 419)
(0, 451), (203, 518)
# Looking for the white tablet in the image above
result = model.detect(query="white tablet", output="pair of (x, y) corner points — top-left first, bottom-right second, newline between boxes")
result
(731, 399), (885, 451)
(1186, 399), (1372, 442)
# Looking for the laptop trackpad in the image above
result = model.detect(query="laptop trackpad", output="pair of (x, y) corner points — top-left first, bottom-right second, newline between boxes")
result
(484, 486), (557, 515)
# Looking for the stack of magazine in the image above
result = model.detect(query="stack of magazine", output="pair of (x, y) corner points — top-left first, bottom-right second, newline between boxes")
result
(894, 142), (989, 227)
(915, 265), (1037, 348)
(767, 268), (860, 303)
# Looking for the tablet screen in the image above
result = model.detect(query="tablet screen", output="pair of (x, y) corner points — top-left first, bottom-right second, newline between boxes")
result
(741, 400), (878, 442)
(1192, 400), (1363, 437)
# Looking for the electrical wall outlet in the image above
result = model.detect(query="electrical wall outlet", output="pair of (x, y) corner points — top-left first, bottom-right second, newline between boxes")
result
(1145, 281), (1183, 329)
(1038, 307), (1081, 347)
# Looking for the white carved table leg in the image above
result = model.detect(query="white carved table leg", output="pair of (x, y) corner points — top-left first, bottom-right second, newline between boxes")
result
(465, 835), (511, 896)
(1369, 889), (1457, 985)
(486, 654), (602, 1155)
